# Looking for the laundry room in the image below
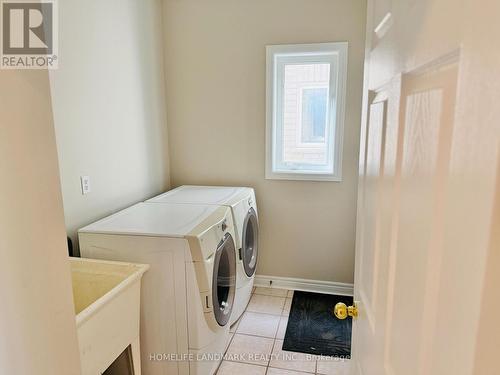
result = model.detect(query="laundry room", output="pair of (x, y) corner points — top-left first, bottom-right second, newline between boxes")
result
(2, 0), (499, 375)
(51, 0), (365, 372)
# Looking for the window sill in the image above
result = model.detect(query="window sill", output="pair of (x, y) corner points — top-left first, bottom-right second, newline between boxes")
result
(265, 171), (342, 182)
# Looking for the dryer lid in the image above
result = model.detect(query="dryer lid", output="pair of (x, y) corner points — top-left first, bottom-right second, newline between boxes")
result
(147, 185), (253, 206)
(78, 202), (221, 238)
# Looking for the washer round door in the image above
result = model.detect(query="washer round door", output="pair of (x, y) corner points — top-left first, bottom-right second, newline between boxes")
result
(241, 207), (259, 277)
(212, 233), (236, 326)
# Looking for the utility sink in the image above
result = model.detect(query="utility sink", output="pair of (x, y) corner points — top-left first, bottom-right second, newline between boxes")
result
(70, 257), (149, 375)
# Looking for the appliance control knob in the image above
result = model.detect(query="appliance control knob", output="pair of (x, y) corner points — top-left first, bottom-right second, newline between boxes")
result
(221, 220), (227, 232)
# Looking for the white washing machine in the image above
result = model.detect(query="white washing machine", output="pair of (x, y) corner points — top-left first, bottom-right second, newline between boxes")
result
(146, 186), (259, 325)
(78, 202), (236, 375)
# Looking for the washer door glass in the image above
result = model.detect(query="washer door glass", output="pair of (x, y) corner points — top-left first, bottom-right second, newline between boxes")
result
(212, 233), (236, 326)
(241, 207), (259, 277)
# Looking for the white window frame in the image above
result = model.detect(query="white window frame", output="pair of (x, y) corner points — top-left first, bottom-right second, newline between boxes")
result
(265, 42), (348, 182)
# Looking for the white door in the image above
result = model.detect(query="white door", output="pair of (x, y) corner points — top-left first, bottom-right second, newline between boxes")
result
(350, 0), (500, 374)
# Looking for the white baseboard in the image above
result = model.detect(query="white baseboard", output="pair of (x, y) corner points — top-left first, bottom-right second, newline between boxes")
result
(254, 275), (354, 296)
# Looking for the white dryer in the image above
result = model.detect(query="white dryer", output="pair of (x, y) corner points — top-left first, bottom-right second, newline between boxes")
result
(147, 186), (259, 325)
(78, 202), (236, 375)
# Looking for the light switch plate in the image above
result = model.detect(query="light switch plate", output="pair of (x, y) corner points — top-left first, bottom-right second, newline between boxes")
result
(80, 176), (91, 195)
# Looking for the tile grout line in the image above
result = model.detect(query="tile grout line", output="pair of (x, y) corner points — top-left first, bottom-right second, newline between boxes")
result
(244, 310), (284, 317)
(269, 337), (278, 369)
(228, 291), (279, 371)
(224, 288), (324, 375)
(222, 358), (268, 368)
(267, 366), (316, 375)
(232, 332), (277, 340)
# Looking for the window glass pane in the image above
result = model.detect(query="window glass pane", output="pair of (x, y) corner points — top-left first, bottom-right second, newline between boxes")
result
(301, 88), (328, 143)
(266, 43), (347, 180)
(282, 63), (330, 166)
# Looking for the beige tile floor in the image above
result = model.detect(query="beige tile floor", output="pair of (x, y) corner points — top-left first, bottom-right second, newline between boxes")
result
(217, 287), (351, 375)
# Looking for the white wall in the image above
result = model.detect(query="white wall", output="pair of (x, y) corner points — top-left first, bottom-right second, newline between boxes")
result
(162, 0), (366, 283)
(51, 0), (170, 250)
(0, 70), (81, 375)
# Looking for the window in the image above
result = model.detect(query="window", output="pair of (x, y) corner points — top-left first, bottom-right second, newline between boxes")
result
(265, 42), (348, 181)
